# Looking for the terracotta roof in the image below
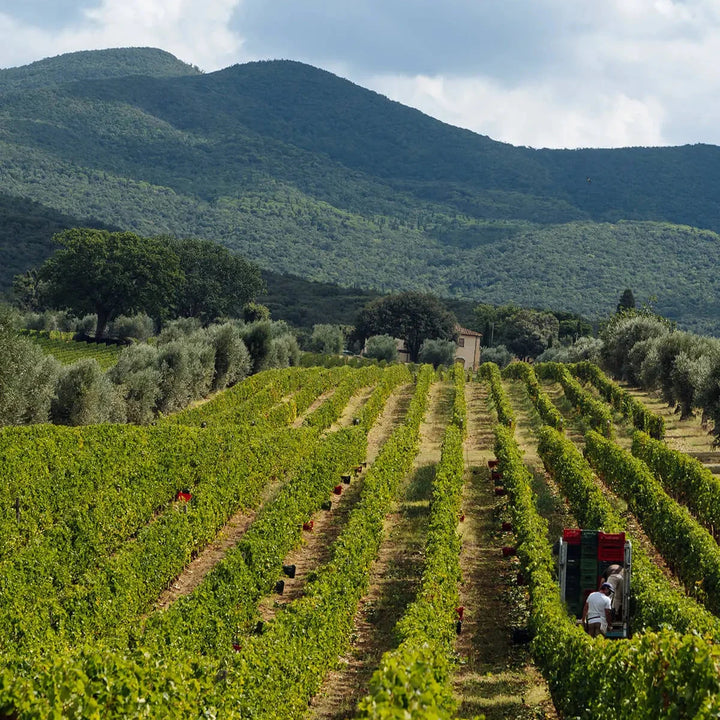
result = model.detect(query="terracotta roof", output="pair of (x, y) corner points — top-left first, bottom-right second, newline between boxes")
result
(456, 325), (483, 338)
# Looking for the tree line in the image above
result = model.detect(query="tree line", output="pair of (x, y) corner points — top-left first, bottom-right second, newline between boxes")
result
(14, 228), (264, 338)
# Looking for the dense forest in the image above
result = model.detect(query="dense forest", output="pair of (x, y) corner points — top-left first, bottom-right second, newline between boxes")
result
(2, 48), (720, 332)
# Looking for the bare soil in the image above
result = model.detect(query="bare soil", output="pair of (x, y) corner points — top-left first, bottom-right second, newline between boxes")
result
(293, 388), (336, 427)
(328, 386), (375, 433)
(153, 477), (285, 611)
(453, 380), (557, 720)
(308, 381), (453, 720)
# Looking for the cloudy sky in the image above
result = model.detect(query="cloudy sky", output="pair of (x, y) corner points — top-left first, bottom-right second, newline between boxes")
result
(0, 0), (718, 149)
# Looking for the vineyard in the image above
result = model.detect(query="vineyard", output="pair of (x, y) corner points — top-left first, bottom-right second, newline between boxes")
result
(22, 330), (121, 369)
(2, 359), (720, 718)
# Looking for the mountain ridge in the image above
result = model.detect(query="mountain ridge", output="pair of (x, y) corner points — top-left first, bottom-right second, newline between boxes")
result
(1, 47), (719, 333)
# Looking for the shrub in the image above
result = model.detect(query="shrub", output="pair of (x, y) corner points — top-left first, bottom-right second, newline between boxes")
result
(309, 324), (344, 355)
(481, 344), (513, 368)
(110, 313), (154, 341)
(417, 338), (456, 368)
(0, 312), (60, 425)
(210, 323), (251, 390)
(364, 334), (399, 363)
(600, 312), (671, 383)
(51, 358), (125, 425)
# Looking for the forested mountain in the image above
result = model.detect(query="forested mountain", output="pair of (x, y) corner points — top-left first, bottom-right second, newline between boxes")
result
(2, 48), (720, 332)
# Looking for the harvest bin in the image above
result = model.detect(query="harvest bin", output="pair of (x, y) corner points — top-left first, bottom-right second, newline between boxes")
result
(557, 528), (632, 640)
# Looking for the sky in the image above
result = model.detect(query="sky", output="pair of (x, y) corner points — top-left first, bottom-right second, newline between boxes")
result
(0, 0), (719, 149)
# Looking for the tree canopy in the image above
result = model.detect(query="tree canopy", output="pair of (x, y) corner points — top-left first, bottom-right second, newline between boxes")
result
(354, 292), (457, 361)
(39, 228), (182, 338)
(168, 236), (265, 323)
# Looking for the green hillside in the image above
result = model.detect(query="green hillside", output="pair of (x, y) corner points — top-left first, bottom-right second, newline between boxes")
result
(2, 48), (720, 332)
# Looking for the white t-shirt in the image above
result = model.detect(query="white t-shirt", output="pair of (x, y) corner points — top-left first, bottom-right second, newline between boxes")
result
(586, 591), (611, 624)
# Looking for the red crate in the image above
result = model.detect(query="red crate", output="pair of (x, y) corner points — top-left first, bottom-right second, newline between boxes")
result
(598, 532), (625, 544)
(598, 545), (625, 562)
(563, 528), (582, 545)
(598, 532), (625, 561)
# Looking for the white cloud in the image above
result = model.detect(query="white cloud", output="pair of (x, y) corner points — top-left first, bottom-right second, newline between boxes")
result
(367, 74), (666, 149)
(0, 0), (245, 71)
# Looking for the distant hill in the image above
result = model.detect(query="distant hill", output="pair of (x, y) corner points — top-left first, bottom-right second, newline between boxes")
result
(0, 47), (200, 92)
(2, 48), (720, 333)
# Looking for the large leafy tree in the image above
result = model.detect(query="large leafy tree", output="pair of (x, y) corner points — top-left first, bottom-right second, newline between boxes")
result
(168, 237), (265, 323)
(39, 228), (182, 337)
(498, 308), (560, 358)
(354, 292), (457, 361)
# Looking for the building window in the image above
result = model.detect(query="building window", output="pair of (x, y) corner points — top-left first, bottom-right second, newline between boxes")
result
(458, 337), (465, 347)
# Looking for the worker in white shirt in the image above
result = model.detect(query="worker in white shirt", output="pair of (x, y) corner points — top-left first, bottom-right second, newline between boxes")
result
(581, 582), (614, 637)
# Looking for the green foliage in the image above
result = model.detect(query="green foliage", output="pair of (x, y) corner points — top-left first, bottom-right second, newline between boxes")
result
(0, 310), (60, 425)
(585, 430), (720, 615)
(479, 361), (515, 427)
(364, 334), (400, 363)
(39, 228), (182, 337)
(209, 322), (251, 390)
(571, 361), (664, 438)
(632, 431), (720, 539)
(599, 311), (673, 383)
(537, 362), (613, 437)
(308, 323), (344, 354)
(358, 368), (465, 718)
(24, 331), (121, 370)
(503, 361), (564, 429)
(639, 331), (713, 418)
(479, 343), (513, 368)
(50, 358), (125, 424)
(354, 292), (457, 361)
(616, 288), (636, 314)
(167, 236), (264, 323)
(224, 366), (434, 718)
(496, 423), (720, 720)
(417, 338), (456, 368)
(109, 313), (154, 341)
(4, 53), (720, 332)
(497, 308), (559, 359)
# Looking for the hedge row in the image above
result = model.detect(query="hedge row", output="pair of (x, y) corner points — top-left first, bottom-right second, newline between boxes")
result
(632, 430), (720, 537)
(225, 365), (435, 718)
(502, 361), (564, 429)
(0, 366), (417, 717)
(479, 362), (515, 427)
(537, 425), (720, 637)
(571, 361), (665, 439)
(536, 362), (613, 437)
(356, 363), (466, 718)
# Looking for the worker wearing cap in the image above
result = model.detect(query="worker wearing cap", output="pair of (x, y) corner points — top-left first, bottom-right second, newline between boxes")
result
(582, 582), (614, 637)
(604, 564), (624, 619)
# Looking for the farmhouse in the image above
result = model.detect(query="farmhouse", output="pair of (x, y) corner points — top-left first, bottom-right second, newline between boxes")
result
(454, 325), (482, 371)
(382, 325), (482, 368)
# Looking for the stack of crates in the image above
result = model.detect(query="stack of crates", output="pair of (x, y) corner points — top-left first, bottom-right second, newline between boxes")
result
(562, 529), (627, 617)
(562, 529), (582, 616)
(580, 530), (600, 610)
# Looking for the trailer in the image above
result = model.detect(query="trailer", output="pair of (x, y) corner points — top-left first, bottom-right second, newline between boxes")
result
(557, 528), (632, 639)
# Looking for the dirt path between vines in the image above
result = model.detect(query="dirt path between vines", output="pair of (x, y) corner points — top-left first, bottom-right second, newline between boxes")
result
(308, 381), (453, 720)
(328, 386), (375, 433)
(453, 379), (557, 720)
(257, 384), (413, 622)
(153, 476), (285, 611)
(293, 388), (336, 427)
